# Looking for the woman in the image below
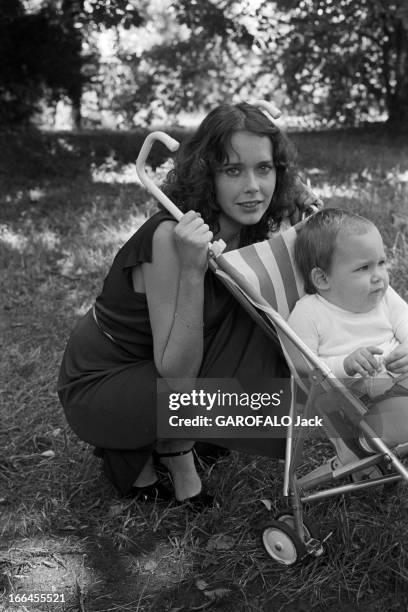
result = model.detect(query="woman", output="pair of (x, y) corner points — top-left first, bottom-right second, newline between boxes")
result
(58, 102), (320, 504)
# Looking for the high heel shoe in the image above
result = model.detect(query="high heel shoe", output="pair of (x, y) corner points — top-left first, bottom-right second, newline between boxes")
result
(153, 448), (214, 508)
(178, 490), (215, 510)
(127, 480), (173, 502)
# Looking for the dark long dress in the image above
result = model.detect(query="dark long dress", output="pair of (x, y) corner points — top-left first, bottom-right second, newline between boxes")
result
(58, 211), (289, 494)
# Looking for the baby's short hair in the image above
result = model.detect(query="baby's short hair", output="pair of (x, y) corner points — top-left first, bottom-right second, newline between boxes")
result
(295, 208), (375, 294)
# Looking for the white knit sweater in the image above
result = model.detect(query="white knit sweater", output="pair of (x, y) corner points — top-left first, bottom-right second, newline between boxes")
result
(287, 287), (408, 378)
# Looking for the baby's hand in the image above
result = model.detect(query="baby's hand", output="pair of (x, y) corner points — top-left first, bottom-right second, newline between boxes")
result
(383, 343), (408, 374)
(343, 346), (383, 377)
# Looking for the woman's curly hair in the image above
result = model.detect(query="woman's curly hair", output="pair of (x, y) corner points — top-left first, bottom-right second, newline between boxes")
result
(163, 102), (298, 245)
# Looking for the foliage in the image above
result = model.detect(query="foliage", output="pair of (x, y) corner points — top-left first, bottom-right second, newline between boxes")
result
(269, 0), (408, 124)
(0, 0), (144, 126)
(110, 0), (259, 126)
(0, 2), (83, 124)
(85, 0), (144, 30)
(1, 0), (408, 127)
(81, 0), (408, 127)
(173, 0), (253, 46)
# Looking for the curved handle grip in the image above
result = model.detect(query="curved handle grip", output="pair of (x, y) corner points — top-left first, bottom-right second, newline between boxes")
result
(252, 99), (282, 120)
(136, 130), (226, 257)
(136, 131), (183, 221)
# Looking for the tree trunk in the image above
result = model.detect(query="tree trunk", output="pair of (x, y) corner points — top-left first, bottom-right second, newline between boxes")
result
(387, 6), (408, 124)
(71, 92), (82, 130)
(62, 0), (84, 129)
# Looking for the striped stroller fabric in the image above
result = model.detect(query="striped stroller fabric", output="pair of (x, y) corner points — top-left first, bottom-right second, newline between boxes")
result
(216, 225), (303, 320)
(214, 224), (332, 395)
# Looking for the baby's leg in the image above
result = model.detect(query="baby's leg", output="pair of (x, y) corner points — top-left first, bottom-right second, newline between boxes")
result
(331, 437), (361, 466)
(360, 396), (408, 451)
(332, 395), (408, 483)
(333, 374), (408, 455)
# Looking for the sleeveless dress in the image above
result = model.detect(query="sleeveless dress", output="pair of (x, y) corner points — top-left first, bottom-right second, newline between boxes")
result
(58, 211), (289, 494)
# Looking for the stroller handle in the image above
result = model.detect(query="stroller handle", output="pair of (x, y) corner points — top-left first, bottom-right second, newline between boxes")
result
(136, 131), (226, 257)
(252, 99), (282, 120)
(136, 131), (183, 221)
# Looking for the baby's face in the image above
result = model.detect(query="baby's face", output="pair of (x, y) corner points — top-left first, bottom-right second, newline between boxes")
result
(324, 226), (389, 313)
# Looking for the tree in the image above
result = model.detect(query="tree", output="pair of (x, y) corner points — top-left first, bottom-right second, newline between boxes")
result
(58, 0), (145, 127)
(0, 0), (144, 127)
(265, 0), (408, 125)
(0, 1), (85, 125)
(107, 0), (259, 126)
(387, 1), (408, 123)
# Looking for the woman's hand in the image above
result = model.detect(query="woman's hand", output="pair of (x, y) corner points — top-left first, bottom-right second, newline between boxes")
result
(343, 346), (383, 377)
(383, 343), (408, 374)
(173, 211), (213, 272)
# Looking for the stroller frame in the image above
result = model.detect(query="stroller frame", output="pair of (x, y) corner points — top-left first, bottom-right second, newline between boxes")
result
(136, 131), (408, 566)
(213, 254), (408, 564)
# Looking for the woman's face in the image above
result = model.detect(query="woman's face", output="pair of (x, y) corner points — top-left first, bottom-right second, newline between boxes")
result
(214, 130), (276, 240)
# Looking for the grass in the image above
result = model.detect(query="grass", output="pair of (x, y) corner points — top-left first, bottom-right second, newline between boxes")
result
(1, 123), (408, 611)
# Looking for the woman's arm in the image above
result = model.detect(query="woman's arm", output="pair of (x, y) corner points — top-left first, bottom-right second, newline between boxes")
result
(141, 211), (213, 379)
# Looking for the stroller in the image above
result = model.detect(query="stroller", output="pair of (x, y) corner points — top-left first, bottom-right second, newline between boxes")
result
(136, 130), (408, 567)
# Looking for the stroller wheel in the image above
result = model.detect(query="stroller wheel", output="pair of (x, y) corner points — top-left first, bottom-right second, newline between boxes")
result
(275, 512), (324, 559)
(261, 521), (304, 566)
(275, 512), (319, 541)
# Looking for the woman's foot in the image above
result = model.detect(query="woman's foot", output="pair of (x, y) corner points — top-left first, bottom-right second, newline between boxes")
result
(129, 480), (173, 502)
(132, 454), (158, 487)
(154, 448), (203, 502)
(129, 454), (173, 502)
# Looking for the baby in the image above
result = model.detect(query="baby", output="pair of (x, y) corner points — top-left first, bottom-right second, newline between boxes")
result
(288, 208), (408, 469)
(289, 208), (408, 384)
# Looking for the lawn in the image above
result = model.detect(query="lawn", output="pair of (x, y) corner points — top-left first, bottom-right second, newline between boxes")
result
(1, 123), (408, 611)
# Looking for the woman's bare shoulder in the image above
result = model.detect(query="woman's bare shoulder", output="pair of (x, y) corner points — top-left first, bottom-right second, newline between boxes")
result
(151, 219), (178, 259)
(152, 218), (177, 240)
(132, 219), (177, 292)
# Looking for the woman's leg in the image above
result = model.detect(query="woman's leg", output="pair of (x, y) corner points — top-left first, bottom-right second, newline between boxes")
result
(132, 454), (158, 487)
(155, 439), (201, 501)
(132, 439), (202, 502)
